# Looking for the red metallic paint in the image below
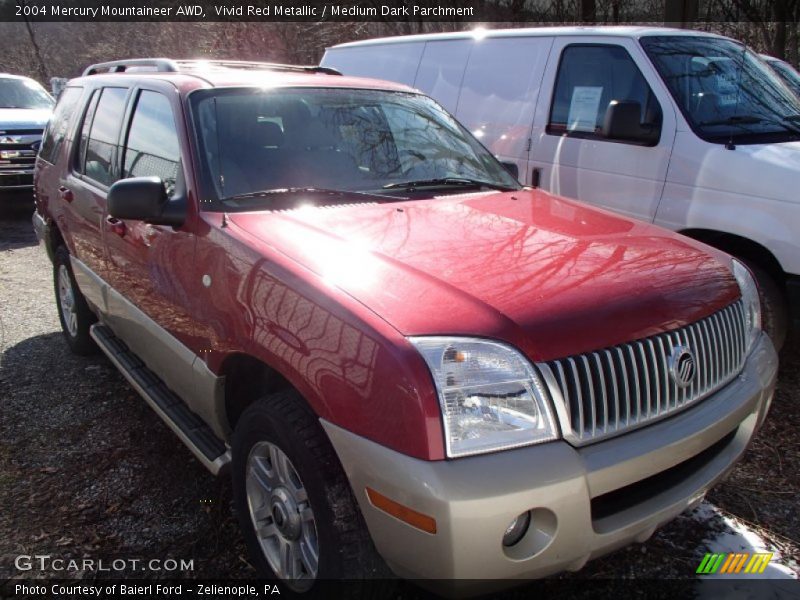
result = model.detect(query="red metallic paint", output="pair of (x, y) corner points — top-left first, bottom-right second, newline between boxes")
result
(186, 188), (738, 460)
(228, 190), (739, 362)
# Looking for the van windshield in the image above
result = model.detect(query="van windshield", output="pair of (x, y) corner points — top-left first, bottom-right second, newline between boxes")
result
(641, 36), (800, 144)
(765, 58), (800, 97)
(0, 77), (54, 110)
(190, 87), (520, 207)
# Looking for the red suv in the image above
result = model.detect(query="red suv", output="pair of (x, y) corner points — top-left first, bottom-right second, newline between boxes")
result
(33, 59), (777, 593)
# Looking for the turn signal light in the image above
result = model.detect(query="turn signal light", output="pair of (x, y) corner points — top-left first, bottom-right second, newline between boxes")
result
(365, 487), (437, 534)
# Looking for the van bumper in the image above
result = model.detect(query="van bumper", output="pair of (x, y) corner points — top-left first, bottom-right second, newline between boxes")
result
(322, 333), (777, 594)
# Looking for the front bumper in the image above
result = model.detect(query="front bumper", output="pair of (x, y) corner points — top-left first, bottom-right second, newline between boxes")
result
(323, 334), (777, 592)
(0, 170), (33, 191)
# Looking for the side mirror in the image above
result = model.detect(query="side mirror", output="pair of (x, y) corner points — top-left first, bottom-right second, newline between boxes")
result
(500, 161), (519, 179)
(602, 100), (650, 143)
(107, 176), (186, 226)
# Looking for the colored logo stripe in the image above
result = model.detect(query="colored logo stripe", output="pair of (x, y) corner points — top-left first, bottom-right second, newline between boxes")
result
(696, 552), (773, 575)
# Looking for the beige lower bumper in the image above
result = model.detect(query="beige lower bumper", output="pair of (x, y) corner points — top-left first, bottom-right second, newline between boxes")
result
(322, 334), (777, 591)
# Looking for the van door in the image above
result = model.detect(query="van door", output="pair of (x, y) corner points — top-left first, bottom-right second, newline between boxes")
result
(530, 37), (676, 221)
(453, 36), (553, 180)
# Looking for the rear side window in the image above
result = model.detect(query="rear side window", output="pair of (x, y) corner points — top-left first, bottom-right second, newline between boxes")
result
(455, 37), (551, 159)
(548, 45), (662, 142)
(39, 87), (82, 164)
(123, 90), (181, 197)
(413, 41), (471, 114)
(323, 43), (424, 86)
(80, 87), (127, 186)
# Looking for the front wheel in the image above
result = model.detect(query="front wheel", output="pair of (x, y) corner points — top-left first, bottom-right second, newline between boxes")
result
(742, 260), (788, 352)
(232, 390), (389, 591)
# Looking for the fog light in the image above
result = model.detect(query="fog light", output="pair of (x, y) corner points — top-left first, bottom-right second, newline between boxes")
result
(502, 511), (531, 547)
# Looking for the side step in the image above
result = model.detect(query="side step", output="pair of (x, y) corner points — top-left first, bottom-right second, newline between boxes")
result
(90, 324), (231, 475)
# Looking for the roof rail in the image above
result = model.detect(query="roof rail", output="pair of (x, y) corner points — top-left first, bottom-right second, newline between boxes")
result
(174, 60), (342, 75)
(82, 59), (179, 76)
(82, 59), (342, 78)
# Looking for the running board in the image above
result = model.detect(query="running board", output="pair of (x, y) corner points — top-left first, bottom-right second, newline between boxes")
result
(90, 324), (231, 475)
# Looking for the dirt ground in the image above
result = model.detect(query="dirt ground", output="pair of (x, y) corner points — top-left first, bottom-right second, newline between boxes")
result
(1, 202), (798, 594)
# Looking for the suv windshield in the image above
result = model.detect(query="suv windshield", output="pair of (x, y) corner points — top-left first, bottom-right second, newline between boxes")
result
(641, 36), (800, 144)
(190, 87), (520, 207)
(0, 77), (54, 110)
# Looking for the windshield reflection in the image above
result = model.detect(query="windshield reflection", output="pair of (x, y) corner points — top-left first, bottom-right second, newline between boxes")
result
(0, 77), (54, 110)
(190, 87), (520, 209)
(641, 35), (800, 144)
(763, 57), (800, 98)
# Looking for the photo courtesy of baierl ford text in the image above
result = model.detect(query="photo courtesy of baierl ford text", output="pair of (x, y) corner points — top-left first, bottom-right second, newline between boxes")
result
(1, 1), (799, 599)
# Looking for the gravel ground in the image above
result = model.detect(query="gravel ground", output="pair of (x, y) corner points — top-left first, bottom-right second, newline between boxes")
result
(1, 203), (798, 595)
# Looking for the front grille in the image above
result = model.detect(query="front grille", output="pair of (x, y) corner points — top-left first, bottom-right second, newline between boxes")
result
(543, 301), (747, 444)
(0, 132), (40, 174)
(0, 154), (36, 171)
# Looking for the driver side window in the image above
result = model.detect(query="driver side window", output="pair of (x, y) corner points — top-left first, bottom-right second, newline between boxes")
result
(122, 90), (181, 198)
(548, 44), (662, 145)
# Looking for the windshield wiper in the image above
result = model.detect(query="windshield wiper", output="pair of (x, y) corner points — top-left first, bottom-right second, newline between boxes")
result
(700, 115), (762, 126)
(382, 177), (516, 192)
(223, 187), (394, 203)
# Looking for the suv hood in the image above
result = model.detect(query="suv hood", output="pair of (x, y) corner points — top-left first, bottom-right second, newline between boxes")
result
(230, 190), (738, 362)
(0, 108), (50, 130)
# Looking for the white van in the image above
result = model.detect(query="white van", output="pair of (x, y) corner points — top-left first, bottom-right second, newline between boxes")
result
(322, 26), (800, 349)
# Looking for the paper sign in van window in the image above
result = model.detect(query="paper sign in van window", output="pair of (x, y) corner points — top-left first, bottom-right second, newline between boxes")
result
(567, 86), (603, 132)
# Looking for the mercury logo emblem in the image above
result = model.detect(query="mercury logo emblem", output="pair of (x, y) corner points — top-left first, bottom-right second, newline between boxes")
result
(670, 346), (696, 388)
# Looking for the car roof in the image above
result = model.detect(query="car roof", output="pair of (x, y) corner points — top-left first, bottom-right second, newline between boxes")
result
(328, 25), (729, 49)
(0, 73), (40, 81)
(70, 68), (416, 94)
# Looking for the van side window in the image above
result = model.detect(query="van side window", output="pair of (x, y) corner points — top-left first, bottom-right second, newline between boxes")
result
(456, 37), (551, 158)
(39, 87), (83, 164)
(548, 45), (662, 144)
(80, 87), (127, 186)
(122, 90), (181, 198)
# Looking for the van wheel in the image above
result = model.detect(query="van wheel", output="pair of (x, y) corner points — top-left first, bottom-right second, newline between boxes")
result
(743, 260), (788, 352)
(232, 390), (390, 592)
(54, 245), (96, 355)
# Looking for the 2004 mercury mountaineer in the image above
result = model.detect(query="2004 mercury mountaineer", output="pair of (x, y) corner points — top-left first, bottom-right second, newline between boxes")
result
(32, 58), (777, 594)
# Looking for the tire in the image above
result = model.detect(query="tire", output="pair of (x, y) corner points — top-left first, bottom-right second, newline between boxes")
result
(742, 260), (788, 352)
(54, 245), (97, 355)
(232, 390), (390, 592)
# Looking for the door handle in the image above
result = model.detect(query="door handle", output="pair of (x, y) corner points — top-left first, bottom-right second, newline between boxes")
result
(105, 216), (126, 237)
(58, 186), (74, 203)
(531, 168), (542, 189)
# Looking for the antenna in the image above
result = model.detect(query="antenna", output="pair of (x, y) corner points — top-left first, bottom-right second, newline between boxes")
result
(726, 42), (748, 151)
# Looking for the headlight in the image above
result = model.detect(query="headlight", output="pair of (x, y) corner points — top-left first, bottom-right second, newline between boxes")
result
(409, 337), (558, 458)
(732, 259), (761, 354)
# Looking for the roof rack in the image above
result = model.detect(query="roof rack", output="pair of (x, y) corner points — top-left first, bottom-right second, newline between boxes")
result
(82, 59), (342, 77)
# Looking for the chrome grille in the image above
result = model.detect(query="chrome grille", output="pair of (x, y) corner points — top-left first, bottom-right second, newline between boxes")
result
(542, 301), (747, 444)
(0, 131), (41, 174)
